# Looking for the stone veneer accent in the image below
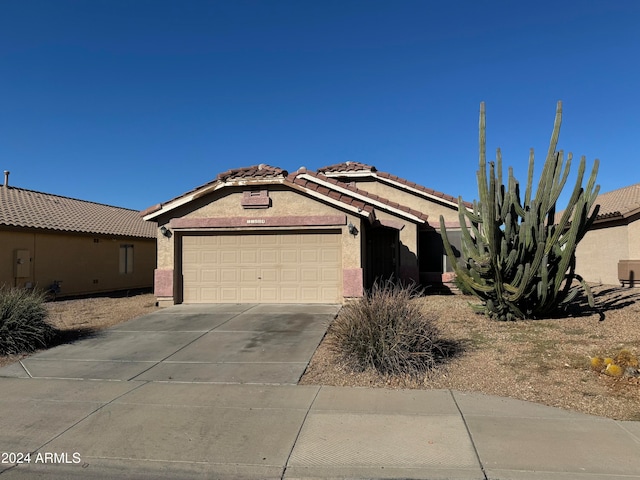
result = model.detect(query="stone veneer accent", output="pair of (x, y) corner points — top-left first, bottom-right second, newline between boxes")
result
(154, 269), (174, 297)
(343, 268), (364, 297)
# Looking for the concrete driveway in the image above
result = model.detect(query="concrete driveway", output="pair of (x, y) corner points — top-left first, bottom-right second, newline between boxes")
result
(1, 303), (340, 384)
(2, 304), (640, 479)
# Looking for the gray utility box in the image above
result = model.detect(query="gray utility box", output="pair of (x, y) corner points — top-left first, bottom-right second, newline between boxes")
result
(618, 259), (640, 287)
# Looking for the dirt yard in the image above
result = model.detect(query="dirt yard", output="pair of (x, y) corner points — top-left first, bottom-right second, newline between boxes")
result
(1, 286), (638, 420)
(300, 285), (640, 421)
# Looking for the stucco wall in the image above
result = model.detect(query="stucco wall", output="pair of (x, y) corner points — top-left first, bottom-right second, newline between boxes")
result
(0, 229), (156, 296)
(628, 218), (640, 259)
(153, 185), (366, 302)
(575, 224), (629, 285)
(347, 178), (461, 224)
(184, 187), (341, 219)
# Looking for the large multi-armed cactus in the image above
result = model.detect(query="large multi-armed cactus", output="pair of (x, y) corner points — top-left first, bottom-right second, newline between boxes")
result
(440, 102), (600, 320)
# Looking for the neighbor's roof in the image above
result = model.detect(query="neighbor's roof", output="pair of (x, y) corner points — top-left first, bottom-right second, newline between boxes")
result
(318, 161), (470, 209)
(0, 185), (156, 238)
(592, 183), (640, 221)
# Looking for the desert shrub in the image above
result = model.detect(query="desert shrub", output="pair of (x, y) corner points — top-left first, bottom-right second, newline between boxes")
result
(328, 280), (455, 376)
(0, 287), (56, 355)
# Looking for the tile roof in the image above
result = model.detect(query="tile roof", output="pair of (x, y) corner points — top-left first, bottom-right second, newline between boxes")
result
(317, 161), (377, 173)
(141, 164), (289, 219)
(291, 169), (429, 222)
(288, 174), (375, 217)
(217, 164), (287, 181)
(592, 183), (640, 219)
(0, 186), (156, 238)
(144, 163), (435, 223)
(318, 162), (471, 208)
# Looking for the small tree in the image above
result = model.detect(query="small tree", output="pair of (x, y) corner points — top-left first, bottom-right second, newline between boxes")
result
(440, 102), (600, 320)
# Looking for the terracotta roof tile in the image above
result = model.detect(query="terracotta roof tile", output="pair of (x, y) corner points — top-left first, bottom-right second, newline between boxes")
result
(217, 164), (287, 181)
(0, 186), (156, 238)
(593, 183), (640, 219)
(317, 161), (377, 173)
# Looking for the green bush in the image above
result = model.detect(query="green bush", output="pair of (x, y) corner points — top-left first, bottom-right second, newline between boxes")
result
(0, 287), (56, 355)
(328, 280), (456, 376)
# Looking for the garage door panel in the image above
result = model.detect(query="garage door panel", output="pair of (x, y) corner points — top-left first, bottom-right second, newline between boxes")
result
(182, 268), (198, 283)
(280, 250), (298, 263)
(220, 251), (238, 264)
(280, 288), (299, 302)
(201, 269), (219, 282)
(202, 251), (219, 263)
(219, 236), (237, 246)
(260, 287), (278, 302)
(239, 288), (259, 302)
(321, 249), (340, 262)
(260, 269), (278, 282)
(321, 269), (340, 281)
(260, 250), (278, 263)
(240, 250), (258, 263)
(220, 288), (240, 302)
(200, 288), (219, 302)
(281, 269), (298, 282)
(182, 232), (341, 303)
(300, 288), (320, 302)
(300, 249), (318, 262)
(240, 269), (258, 282)
(220, 268), (238, 283)
(300, 269), (318, 282)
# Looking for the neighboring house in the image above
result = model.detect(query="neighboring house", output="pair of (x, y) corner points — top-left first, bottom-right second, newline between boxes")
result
(1, 173), (157, 297)
(142, 163), (465, 306)
(574, 183), (640, 286)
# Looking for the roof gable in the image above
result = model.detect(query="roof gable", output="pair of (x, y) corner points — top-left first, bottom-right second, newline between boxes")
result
(142, 164), (289, 220)
(143, 164), (430, 224)
(318, 162), (469, 209)
(0, 186), (156, 238)
(292, 169), (429, 223)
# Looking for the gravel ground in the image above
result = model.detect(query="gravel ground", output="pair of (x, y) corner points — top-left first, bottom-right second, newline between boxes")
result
(300, 285), (640, 421)
(1, 287), (638, 420)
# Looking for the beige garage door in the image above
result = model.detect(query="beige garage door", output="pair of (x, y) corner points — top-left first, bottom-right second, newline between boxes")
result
(182, 231), (342, 303)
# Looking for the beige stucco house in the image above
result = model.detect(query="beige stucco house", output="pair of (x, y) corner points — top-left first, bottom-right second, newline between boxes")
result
(142, 163), (464, 306)
(1, 173), (157, 297)
(575, 183), (640, 286)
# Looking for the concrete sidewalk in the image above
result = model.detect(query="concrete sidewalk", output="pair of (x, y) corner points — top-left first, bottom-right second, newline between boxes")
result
(1, 379), (639, 479)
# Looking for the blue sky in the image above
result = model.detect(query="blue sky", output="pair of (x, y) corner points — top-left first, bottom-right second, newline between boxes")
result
(1, 1), (638, 212)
